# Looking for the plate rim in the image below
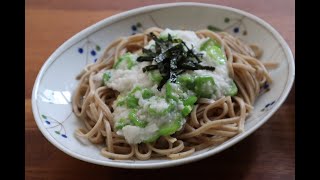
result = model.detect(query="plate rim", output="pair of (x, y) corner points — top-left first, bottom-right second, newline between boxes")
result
(31, 2), (295, 169)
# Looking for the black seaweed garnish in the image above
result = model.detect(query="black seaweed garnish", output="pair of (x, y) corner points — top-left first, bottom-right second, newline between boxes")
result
(137, 32), (215, 91)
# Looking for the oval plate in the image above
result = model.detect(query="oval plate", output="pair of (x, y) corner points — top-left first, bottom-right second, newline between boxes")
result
(32, 2), (295, 169)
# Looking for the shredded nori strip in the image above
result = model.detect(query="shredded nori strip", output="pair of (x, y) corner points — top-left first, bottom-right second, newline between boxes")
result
(137, 32), (215, 90)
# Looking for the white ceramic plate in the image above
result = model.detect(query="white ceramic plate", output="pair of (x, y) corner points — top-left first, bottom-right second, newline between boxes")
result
(32, 2), (295, 169)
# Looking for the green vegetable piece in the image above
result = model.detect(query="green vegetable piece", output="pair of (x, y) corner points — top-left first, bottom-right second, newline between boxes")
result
(128, 110), (147, 128)
(158, 117), (182, 136)
(181, 96), (197, 117)
(182, 105), (193, 117)
(115, 118), (129, 130)
(183, 96), (198, 106)
(165, 83), (180, 101)
(144, 113), (183, 143)
(103, 72), (111, 85)
(177, 74), (195, 90)
(144, 116), (182, 143)
(194, 76), (216, 98)
(126, 95), (139, 108)
(149, 70), (163, 83)
(117, 86), (142, 108)
(113, 53), (136, 69)
(225, 81), (238, 96)
(166, 83), (176, 101)
(142, 89), (154, 99)
(200, 39), (226, 65)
